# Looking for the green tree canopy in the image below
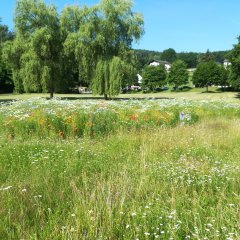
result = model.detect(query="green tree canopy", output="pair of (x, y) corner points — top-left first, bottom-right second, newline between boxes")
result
(168, 60), (189, 90)
(192, 61), (222, 92)
(228, 37), (240, 89)
(4, 0), (62, 97)
(142, 65), (167, 91)
(3, 0), (144, 97)
(61, 0), (144, 98)
(200, 49), (215, 63)
(0, 19), (15, 93)
(91, 0), (144, 98)
(92, 56), (128, 97)
(160, 48), (177, 63)
(177, 52), (199, 68)
(134, 49), (161, 70)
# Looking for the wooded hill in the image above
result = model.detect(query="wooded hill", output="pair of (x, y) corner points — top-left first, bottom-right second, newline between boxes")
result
(134, 48), (230, 70)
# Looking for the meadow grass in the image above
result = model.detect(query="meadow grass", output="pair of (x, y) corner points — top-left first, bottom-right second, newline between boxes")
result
(0, 88), (240, 103)
(0, 98), (240, 239)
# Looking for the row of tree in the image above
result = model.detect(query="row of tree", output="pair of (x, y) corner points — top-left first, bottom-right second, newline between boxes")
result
(141, 40), (240, 92)
(135, 48), (230, 70)
(141, 56), (230, 92)
(142, 60), (188, 91)
(1, 0), (144, 98)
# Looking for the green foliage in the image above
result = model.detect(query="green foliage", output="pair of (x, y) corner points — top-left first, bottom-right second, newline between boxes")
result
(161, 48), (177, 63)
(60, 0), (144, 97)
(92, 59), (108, 96)
(212, 50), (230, 63)
(61, 5), (101, 86)
(2, 38), (25, 93)
(168, 60), (189, 90)
(0, 20), (14, 93)
(0, 22), (15, 43)
(134, 49), (162, 70)
(4, 0), (62, 97)
(228, 37), (240, 89)
(134, 50), (231, 71)
(89, 0), (143, 97)
(92, 57), (130, 98)
(215, 66), (229, 87)
(192, 61), (223, 91)
(199, 49), (215, 63)
(142, 65), (167, 91)
(177, 52), (199, 68)
(60, 6), (86, 88)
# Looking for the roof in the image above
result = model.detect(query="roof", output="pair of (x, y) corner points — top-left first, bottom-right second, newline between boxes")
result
(148, 60), (171, 65)
(224, 59), (231, 63)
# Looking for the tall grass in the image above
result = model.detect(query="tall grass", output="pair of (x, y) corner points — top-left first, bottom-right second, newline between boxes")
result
(0, 98), (201, 139)
(0, 98), (240, 239)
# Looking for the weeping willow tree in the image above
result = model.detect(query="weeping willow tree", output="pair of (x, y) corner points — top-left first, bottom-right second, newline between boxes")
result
(4, 0), (144, 97)
(2, 36), (25, 93)
(91, 0), (144, 99)
(60, 5), (99, 88)
(61, 0), (144, 99)
(4, 0), (61, 97)
(92, 57), (125, 99)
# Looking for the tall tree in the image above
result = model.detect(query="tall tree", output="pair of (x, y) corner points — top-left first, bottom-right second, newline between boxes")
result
(90, 0), (144, 99)
(160, 48), (177, 63)
(61, 5), (101, 88)
(60, 6), (85, 89)
(177, 52), (199, 68)
(5, 0), (62, 97)
(142, 65), (167, 91)
(3, 0), (144, 97)
(2, 37), (25, 93)
(216, 66), (229, 89)
(0, 21), (14, 43)
(92, 56), (127, 97)
(60, 2), (142, 97)
(192, 61), (222, 92)
(228, 37), (240, 89)
(168, 60), (189, 90)
(0, 19), (15, 93)
(200, 49), (215, 63)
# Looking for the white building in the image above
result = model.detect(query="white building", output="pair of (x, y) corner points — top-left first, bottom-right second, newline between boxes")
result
(137, 73), (143, 84)
(149, 60), (171, 72)
(223, 59), (231, 68)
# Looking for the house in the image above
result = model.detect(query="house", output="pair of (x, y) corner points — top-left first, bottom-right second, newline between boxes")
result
(137, 73), (143, 84)
(223, 59), (231, 68)
(148, 60), (171, 72)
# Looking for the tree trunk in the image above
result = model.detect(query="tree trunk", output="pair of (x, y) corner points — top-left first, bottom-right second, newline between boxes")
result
(50, 91), (54, 98)
(206, 85), (208, 92)
(104, 93), (108, 100)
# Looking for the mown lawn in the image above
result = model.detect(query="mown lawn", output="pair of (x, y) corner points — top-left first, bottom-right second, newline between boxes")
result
(0, 98), (239, 239)
(0, 87), (240, 103)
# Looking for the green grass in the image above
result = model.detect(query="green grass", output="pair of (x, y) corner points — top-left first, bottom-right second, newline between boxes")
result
(0, 87), (240, 103)
(0, 99), (240, 239)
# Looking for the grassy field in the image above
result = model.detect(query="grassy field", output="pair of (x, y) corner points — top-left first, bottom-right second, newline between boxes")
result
(0, 87), (240, 103)
(0, 96), (240, 239)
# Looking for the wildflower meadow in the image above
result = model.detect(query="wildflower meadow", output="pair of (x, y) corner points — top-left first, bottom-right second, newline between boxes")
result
(0, 97), (240, 239)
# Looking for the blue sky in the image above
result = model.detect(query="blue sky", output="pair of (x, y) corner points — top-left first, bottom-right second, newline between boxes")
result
(1, 0), (240, 52)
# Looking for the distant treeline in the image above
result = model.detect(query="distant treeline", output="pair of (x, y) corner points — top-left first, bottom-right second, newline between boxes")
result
(134, 48), (230, 70)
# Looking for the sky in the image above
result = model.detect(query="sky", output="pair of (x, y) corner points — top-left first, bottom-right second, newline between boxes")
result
(1, 0), (240, 53)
